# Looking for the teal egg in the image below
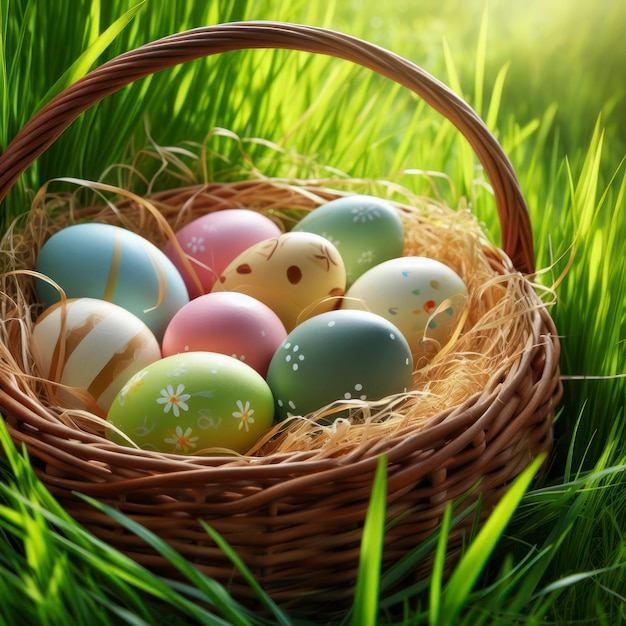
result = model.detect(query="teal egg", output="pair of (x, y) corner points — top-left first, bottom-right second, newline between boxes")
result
(266, 309), (413, 422)
(106, 351), (275, 455)
(293, 195), (404, 286)
(35, 223), (189, 341)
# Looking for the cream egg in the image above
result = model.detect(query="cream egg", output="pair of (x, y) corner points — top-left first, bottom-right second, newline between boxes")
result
(211, 232), (346, 331)
(342, 256), (468, 358)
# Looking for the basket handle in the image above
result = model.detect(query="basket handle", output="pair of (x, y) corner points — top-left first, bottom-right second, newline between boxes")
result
(0, 21), (534, 273)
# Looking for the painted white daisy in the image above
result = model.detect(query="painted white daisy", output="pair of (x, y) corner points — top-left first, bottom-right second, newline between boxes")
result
(118, 370), (148, 405)
(156, 383), (191, 417)
(232, 400), (255, 432)
(186, 236), (205, 253)
(351, 206), (382, 223)
(164, 425), (199, 453)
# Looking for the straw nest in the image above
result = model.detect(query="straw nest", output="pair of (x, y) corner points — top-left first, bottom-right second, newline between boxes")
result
(0, 170), (553, 461)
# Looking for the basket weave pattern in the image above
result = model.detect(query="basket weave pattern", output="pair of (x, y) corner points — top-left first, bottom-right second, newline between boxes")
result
(0, 22), (562, 612)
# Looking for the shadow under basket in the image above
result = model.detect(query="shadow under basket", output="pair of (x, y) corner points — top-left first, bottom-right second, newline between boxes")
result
(0, 22), (562, 616)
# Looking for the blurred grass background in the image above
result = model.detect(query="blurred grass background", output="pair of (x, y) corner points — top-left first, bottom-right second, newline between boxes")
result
(1, 0), (625, 623)
(4, 0), (625, 193)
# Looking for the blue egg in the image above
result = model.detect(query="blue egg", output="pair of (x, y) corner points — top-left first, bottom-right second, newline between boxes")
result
(35, 223), (189, 340)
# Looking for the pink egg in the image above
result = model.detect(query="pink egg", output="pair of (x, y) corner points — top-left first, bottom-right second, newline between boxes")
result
(163, 209), (282, 299)
(161, 292), (287, 377)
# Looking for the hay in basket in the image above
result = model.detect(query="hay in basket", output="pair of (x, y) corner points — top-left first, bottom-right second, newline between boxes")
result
(0, 22), (563, 615)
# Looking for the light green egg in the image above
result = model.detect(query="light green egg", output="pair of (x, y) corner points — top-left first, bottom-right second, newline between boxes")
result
(292, 195), (405, 286)
(106, 352), (275, 455)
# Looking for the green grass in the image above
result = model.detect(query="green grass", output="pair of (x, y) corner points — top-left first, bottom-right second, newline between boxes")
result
(1, 0), (626, 623)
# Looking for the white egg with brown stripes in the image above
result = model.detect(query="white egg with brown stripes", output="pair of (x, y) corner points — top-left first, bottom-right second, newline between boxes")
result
(31, 297), (162, 414)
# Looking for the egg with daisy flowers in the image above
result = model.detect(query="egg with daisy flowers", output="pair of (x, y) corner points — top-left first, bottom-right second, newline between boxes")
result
(106, 351), (275, 455)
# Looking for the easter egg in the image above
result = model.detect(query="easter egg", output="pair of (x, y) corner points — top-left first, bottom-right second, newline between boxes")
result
(163, 209), (282, 298)
(342, 257), (468, 357)
(31, 297), (162, 413)
(212, 232), (346, 331)
(293, 194), (405, 285)
(266, 309), (413, 422)
(106, 352), (275, 455)
(35, 223), (189, 340)
(161, 292), (287, 377)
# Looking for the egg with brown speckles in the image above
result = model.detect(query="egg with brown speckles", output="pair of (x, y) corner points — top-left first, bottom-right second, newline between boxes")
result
(211, 232), (346, 331)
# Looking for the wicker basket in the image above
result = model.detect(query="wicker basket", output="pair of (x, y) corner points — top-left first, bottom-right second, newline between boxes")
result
(0, 22), (562, 615)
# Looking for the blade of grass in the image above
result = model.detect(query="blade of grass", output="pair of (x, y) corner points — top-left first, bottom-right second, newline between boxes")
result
(533, 563), (626, 600)
(428, 503), (452, 626)
(439, 454), (545, 623)
(378, 489), (482, 604)
(75, 494), (252, 626)
(34, 0), (146, 111)
(473, 6), (488, 118)
(484, 61), (510, 132)
(441, 35), (476, 200)
(349, 455), (387, 626)
(198, 521), (292, 626)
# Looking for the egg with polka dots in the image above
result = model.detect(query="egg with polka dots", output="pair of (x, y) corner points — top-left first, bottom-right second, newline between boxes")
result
(212, 231), (346, 331)
(342, 256), (468, 359)
(266, 309), (413, 422)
